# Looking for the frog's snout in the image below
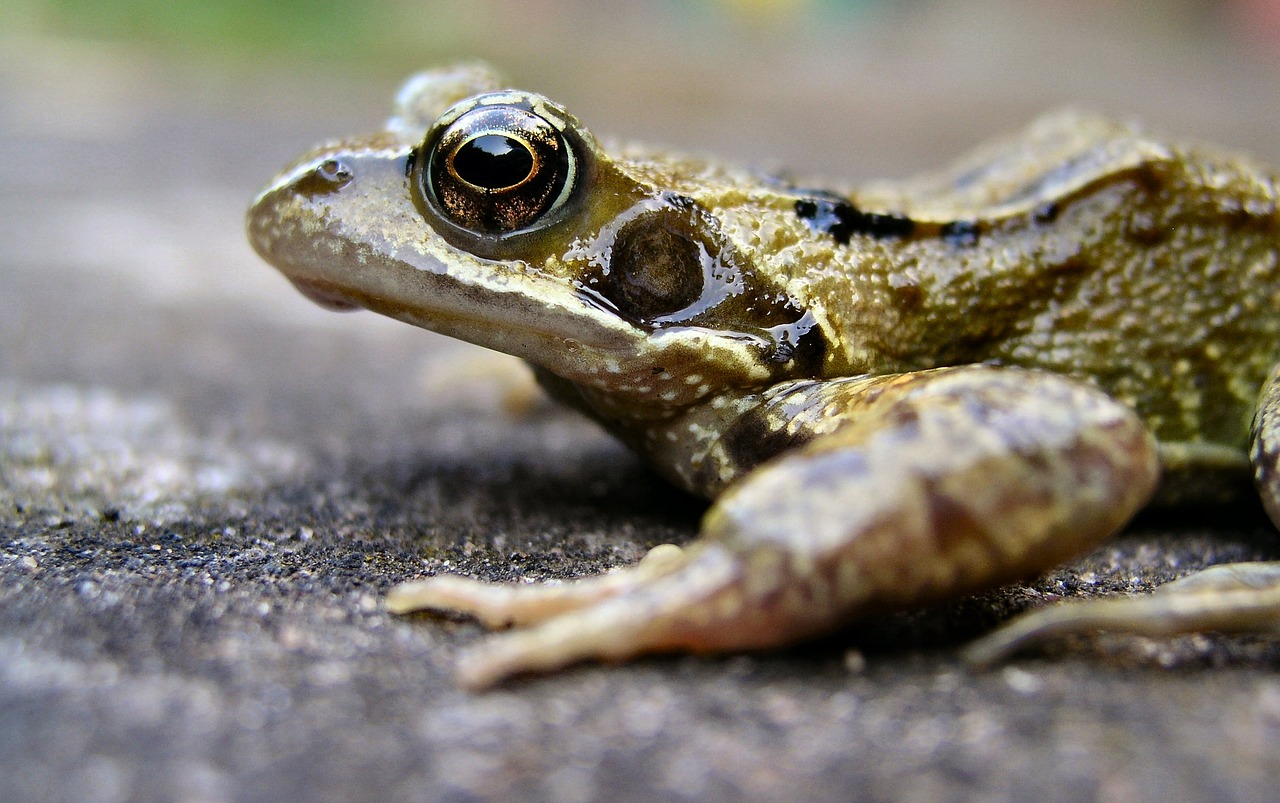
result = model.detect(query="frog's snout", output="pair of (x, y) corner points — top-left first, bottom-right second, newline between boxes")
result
(246, 194), (364, 313)
(246, 150), (372, 313)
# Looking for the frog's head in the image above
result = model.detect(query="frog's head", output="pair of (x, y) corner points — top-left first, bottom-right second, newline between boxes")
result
(248, 66), (822, 409)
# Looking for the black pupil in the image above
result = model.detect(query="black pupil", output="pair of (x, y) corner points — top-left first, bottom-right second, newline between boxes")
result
(452, 134), (534, 190)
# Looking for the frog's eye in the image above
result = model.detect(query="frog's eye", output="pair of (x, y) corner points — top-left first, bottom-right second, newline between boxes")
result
(418, 96), (580, 237)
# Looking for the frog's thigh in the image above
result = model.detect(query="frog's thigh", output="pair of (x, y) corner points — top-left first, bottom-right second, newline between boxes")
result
(702, 367), (1159, 622)
(402, 366), (1158, 688)
(963, 365), (1280, 666)
(1252, 362), (1280, 526)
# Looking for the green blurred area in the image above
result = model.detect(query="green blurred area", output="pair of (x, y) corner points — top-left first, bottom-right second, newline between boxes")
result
(9, 0), (471, 67)
(27, 0), (362, 48)
(9, 0), (1272, 74)
(6, 0), (882, 70)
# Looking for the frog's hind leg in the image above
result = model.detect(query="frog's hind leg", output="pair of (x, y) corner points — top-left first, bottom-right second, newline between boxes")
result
(410, 542), (790, 689)
(1251, 362), (1280, 526)
(963, 563), (1280, 665)
(392, 366), (1159, 689)
(965, 364), (1280, 665)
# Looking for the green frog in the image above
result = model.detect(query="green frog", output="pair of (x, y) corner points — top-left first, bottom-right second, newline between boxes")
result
(248, 65), (1280, 688)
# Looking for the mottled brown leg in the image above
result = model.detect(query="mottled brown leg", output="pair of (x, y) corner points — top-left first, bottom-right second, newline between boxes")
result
(1252, 363), (1280, 526)
(965, 364), (1280, 666)
(390, 367), (1159, 688)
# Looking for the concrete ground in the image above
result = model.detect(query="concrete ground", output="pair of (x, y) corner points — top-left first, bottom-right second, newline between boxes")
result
(4, 3), (1280, 800)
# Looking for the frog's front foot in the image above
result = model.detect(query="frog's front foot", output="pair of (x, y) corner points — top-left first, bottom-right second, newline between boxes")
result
(390, 367), (1159, 688)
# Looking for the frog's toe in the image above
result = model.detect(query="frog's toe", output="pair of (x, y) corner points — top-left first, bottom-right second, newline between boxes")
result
(963, 561), (1280, 666)
(404, 543), (829, 696)
(402, 543), (811, 689)
(385, 543), (688, 628)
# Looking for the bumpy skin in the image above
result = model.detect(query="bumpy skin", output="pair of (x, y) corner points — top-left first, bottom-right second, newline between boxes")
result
(248, 65), (1280, 688)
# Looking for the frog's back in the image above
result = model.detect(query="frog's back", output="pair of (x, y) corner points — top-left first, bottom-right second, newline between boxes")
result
(813, 111), (1280, 452)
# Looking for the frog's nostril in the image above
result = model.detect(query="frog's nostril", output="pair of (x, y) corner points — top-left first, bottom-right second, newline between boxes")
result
(317, 158), (353, 184)
(290, 156), (356, 199)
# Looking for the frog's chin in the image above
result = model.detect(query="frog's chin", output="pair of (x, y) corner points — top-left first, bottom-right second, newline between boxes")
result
(287, 277), (363, 312)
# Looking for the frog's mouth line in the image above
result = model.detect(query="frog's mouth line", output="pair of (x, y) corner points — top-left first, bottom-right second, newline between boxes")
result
(284, 270), (647, 368)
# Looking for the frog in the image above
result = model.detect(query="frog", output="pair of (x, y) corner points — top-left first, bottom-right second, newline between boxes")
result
(247, 64), (1280, 689)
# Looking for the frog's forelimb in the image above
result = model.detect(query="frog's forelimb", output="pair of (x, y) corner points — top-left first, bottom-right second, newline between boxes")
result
(388, 366), (1159, 688)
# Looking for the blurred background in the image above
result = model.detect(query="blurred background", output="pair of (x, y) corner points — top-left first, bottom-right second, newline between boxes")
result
(8, 0), (1280, 167)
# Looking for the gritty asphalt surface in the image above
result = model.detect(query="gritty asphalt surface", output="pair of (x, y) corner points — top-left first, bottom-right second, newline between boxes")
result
(5, 6), (1280, 801)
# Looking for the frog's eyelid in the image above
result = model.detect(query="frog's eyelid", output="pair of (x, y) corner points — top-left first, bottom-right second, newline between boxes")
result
(386, 64), (507, 139)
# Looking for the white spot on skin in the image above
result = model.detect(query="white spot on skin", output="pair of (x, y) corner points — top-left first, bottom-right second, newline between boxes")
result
(686, 423), (718, 450)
